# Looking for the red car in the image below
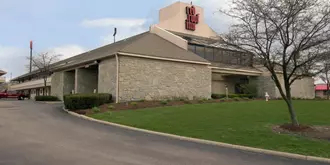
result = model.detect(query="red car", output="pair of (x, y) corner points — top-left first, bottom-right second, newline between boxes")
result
(0, 90), (28, 100)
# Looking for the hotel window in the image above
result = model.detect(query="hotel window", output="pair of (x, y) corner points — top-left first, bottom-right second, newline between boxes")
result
(214, 49), (223, 62)
(222, 51), (231, 64)
(205, 47), (214, 61)
(188, 45), (196, 53)
(195, 45), (205, 58)
(241, 54), (252, 66)
(229, 52), (240, 65)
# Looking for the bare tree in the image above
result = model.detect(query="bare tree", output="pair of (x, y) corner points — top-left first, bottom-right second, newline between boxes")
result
(221, 0), (330, 126)
(320, 61), (330, 100)
(29, 52), (61, 96)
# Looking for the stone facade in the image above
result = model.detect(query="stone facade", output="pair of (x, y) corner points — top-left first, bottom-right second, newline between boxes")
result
(98, 57), (117, 101)
(76, 68), (98, 94)
(63, 71), (75, 95)
(254, 74), (315, 99)
(255, 75), (277, 98)
(118, 56), (211, 101)
(275, 74), (315, 99)
(51, 72), (64, 100)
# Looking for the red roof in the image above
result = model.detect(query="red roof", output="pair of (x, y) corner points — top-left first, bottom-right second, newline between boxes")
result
(315, 84), (330, 91)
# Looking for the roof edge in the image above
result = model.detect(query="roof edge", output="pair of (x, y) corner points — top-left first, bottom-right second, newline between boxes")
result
(118, 52), (211, 65)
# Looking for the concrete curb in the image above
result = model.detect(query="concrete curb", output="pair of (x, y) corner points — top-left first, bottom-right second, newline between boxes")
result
(43, 101), (63, 104)
(62, 107), (330, 164)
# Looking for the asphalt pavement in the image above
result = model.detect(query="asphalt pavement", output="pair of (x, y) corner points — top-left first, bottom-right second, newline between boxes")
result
(0, 100), (328, 165)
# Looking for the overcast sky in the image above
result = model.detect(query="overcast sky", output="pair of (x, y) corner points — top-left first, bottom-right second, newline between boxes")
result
(0, 0), (232, 80)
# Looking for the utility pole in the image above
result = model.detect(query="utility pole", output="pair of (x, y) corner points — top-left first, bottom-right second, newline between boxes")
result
(113, 27), (117, 43)
(29, 40), (33, 73)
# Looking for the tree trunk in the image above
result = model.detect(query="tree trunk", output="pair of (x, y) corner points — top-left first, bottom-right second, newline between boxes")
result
(284, 98), (299, 126)
(284, 79), (299, 126)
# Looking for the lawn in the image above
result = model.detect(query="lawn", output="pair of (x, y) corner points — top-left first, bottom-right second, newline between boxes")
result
(90, 100), (330, 158)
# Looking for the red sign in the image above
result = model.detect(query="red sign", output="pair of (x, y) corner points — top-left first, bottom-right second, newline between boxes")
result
(30, 40), (33, 49)
(185, 6), (199, 31)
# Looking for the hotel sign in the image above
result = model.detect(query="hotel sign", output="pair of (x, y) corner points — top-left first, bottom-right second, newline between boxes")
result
(185, 6), (199, 31)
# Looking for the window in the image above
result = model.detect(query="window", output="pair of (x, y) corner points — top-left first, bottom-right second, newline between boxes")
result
(241, 53), (252, 66)
(195, 45), (205, 58)
(205, 47), (214, 61)
(188, 45), (196, 53)
(229, 52), (239, 65)
(222, 51), (231, 64)
(213, 49), (223, 62)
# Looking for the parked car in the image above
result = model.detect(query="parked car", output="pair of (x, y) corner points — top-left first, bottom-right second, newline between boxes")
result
(0, 90), (28, 100)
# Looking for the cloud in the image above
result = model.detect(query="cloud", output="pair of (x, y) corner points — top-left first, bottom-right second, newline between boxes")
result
(0, 45), (27, 80)
(0, 44), (85, 80)
(81, 18), (149, 45)
(51, 45), (85, 60)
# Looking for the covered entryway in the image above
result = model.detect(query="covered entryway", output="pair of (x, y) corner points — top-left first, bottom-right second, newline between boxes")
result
(211, 67), (262, 95)
(76, 64), (99, 94)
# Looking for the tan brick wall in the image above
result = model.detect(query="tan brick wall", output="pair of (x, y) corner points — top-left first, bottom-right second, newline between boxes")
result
(98, 57), (117, 101)
(51, 72), (64, 100)
(118, 56), (211, 101)
(275, 75), (315, 99)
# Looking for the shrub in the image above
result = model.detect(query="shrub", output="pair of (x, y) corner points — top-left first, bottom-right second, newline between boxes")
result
(138, 99), (145, 102)
(242, 97), (250, 101)
(92, 107), (101, 113)
(198, 98), (208, 104)
(315, 96), (323, 100)
(212, 94), (255, 99)
(108, 105), (114, 110)
(211, 94), (226, 99)
(64, 93), (112, 111)
(130, 102), (138, 107)
(35, 96), (60, 101)
(219, 98), (227, 102)
(233, 97), (241, 101)
(179, 98), (186, 101)
(184, 100), (192, 104)
(160, 100), (168, 105)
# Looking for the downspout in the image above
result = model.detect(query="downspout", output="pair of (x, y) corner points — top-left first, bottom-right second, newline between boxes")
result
(115, 53), (119, 103)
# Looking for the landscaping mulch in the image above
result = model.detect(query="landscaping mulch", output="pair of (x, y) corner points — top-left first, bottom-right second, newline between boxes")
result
(273, 125), (330, 141)
(74, 98), (255, 115)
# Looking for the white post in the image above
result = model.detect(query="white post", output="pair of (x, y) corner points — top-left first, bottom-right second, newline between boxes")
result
(265, 92), (269, 102)
(225, 85), (229, 99)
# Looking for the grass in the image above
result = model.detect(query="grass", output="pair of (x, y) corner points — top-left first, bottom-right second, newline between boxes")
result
(90, 100), (330, 158)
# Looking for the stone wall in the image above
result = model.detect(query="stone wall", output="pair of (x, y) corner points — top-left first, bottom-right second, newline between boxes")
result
(63, 71), (75, 95)
(255, 74), (315, 99)
(255, 75), (277, 98)
(76, 68), (98, 94)
(118, 56), (211, 101)
(51, 72), (64, 100)
(275, 75), (315, 99)
(98, 57), (117, 101)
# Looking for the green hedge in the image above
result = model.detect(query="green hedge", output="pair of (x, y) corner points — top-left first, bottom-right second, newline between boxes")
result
(64, 93), (112, 111)
(211, 94), (255, 99)
(35, 96), (60, 101)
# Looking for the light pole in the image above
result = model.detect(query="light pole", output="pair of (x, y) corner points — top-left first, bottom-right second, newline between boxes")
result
(29, 41), (33, 73)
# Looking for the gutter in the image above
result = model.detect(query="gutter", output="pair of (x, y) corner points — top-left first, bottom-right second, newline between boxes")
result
(115, 53), (119, 103)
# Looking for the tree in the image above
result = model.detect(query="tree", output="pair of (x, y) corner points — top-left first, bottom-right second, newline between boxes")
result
(320, 61), (330, 100)
(221, 0), (330, 126)
(29, 52), (61, 96)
